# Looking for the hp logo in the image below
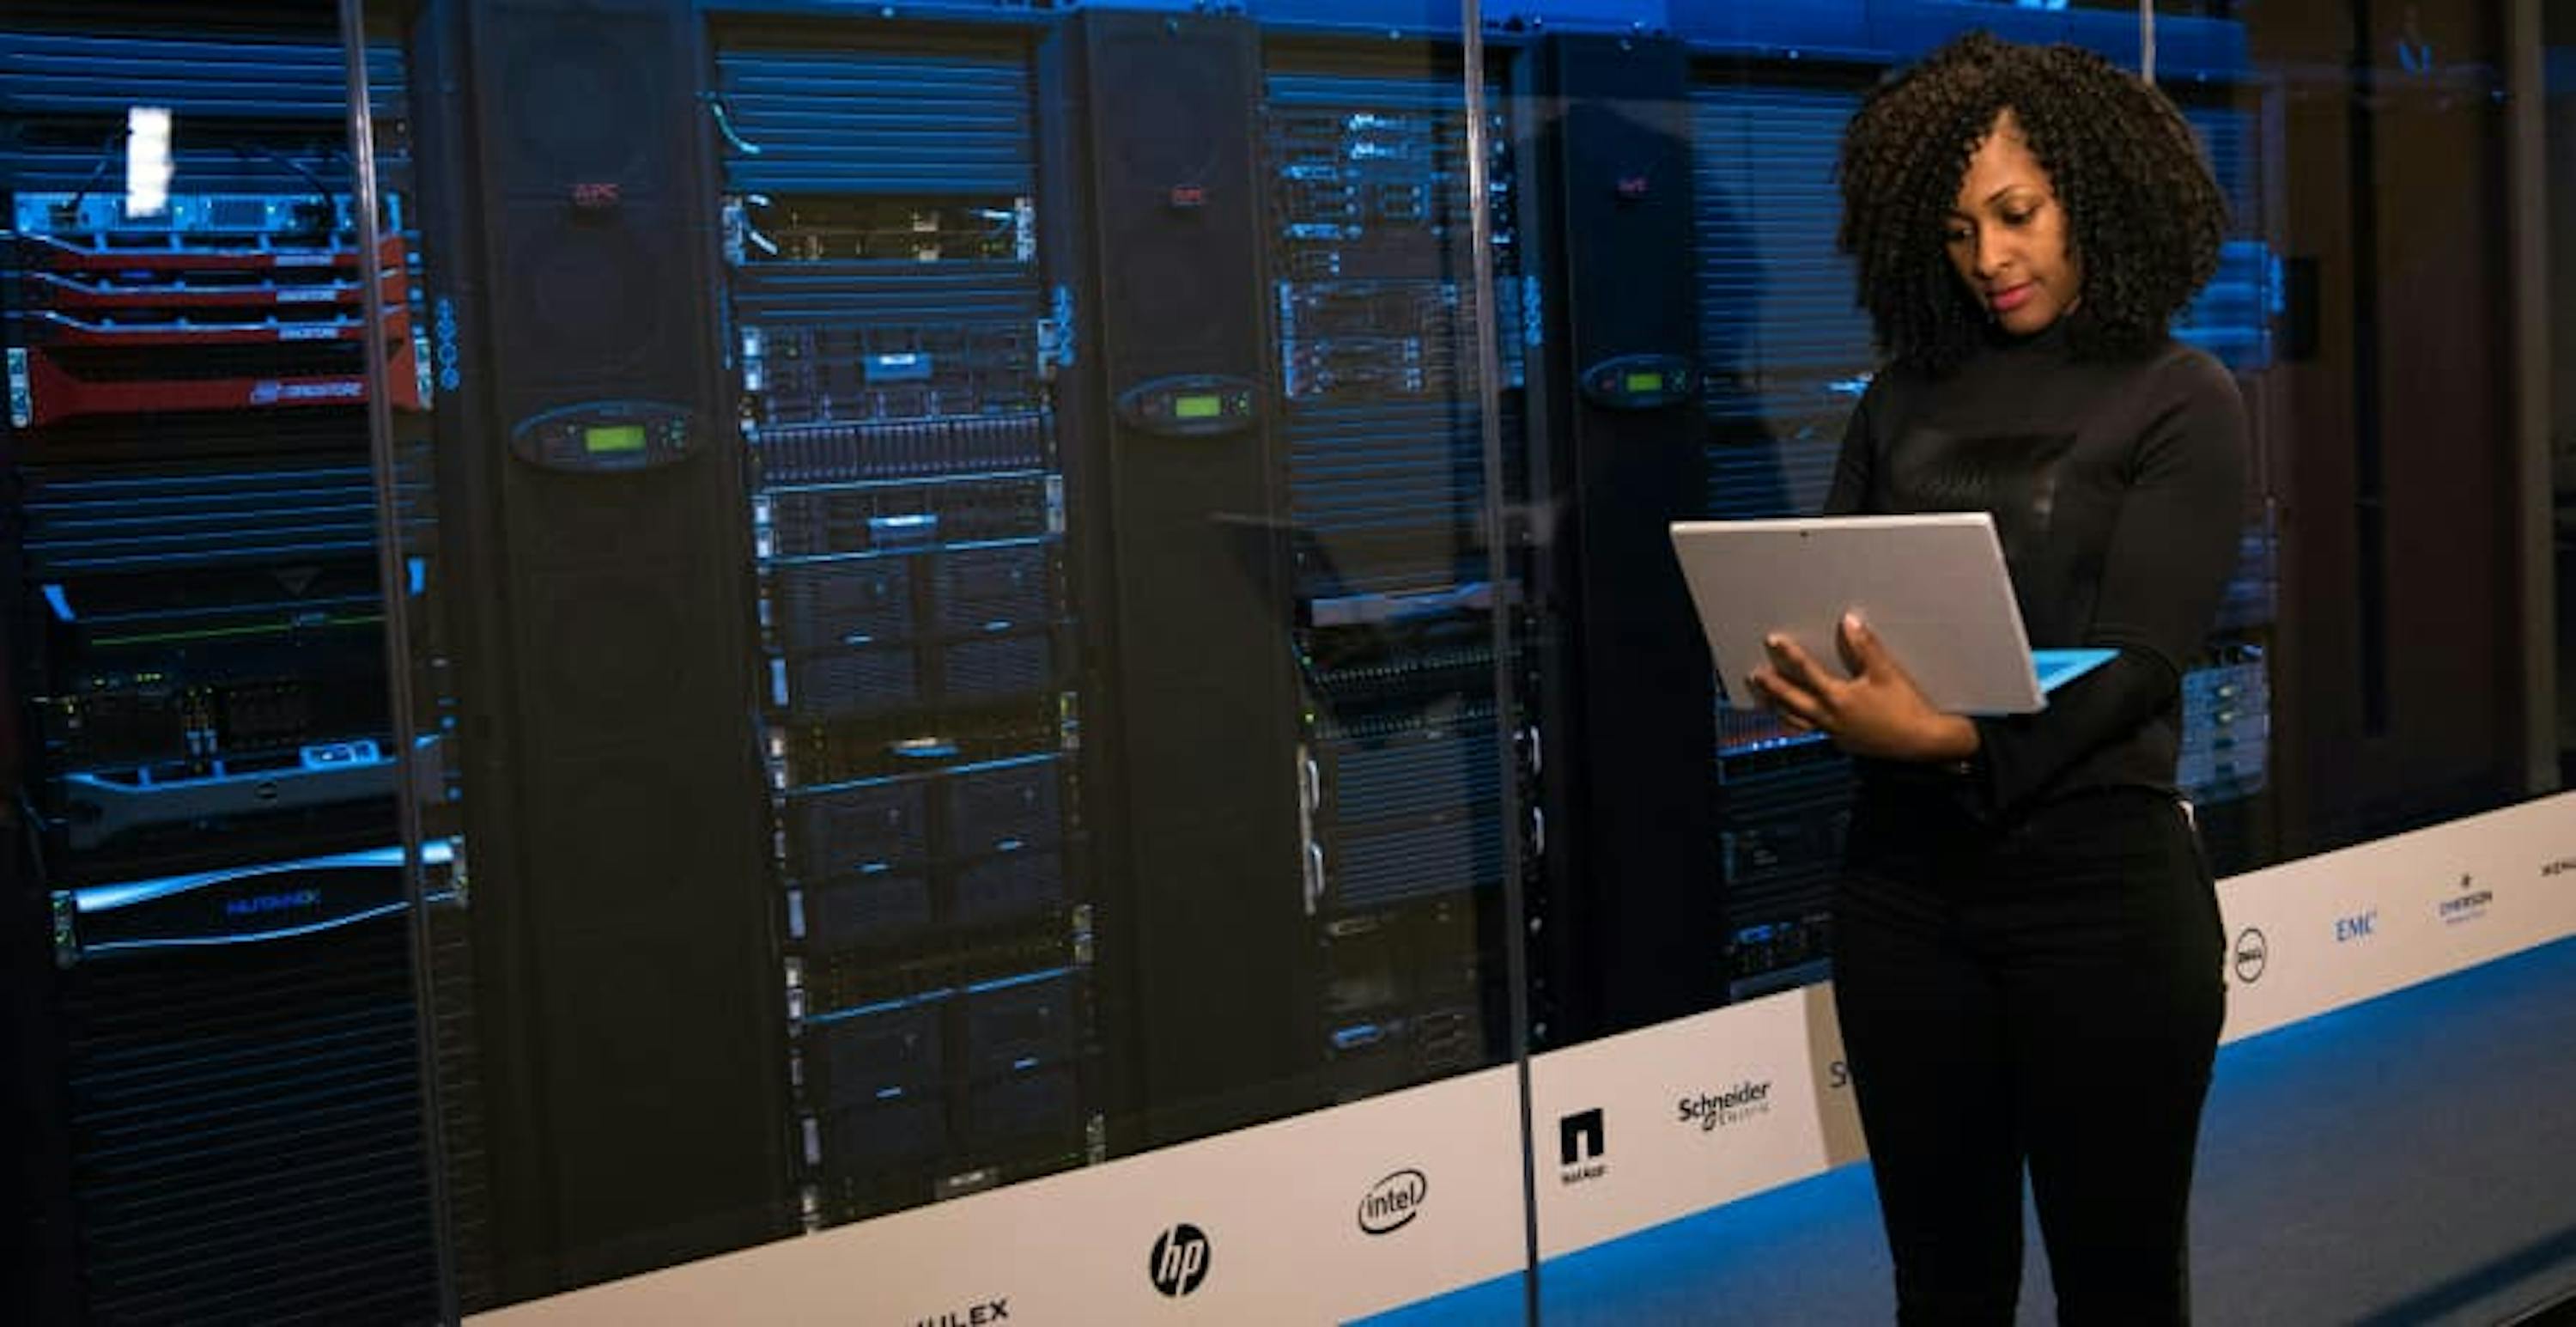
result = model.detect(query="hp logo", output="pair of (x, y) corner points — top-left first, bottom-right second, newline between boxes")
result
(1148, 1222), (1211, 1298)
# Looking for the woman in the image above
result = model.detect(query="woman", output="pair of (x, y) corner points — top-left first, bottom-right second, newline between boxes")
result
(1746, 33), (2247, 1325)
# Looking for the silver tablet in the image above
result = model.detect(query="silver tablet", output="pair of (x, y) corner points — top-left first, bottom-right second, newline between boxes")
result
(1669, 513), (2110, 716)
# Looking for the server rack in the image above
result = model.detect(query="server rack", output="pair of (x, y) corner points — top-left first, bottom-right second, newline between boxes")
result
(1686, 69), (1869, 1000)
(1515, 33), (1727, 1039)
(1255, 38), (1528, 1098)
(0, 14), (440, 1325)
(2167, 99), (2284, 876)
(708, 18), (1101, 1227)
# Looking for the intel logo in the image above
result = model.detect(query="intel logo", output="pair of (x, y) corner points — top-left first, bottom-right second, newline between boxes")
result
(1357, 1169), (1427, 1235)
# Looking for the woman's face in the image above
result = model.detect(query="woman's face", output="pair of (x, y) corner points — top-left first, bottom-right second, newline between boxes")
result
(1944, 108), (2082, 337)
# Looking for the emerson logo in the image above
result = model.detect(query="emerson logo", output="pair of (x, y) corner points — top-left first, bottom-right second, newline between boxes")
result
(1357, 1168), (1428, 1235)
(1147, 1223), (1211, 1299)
(1676, 1080), (1774, 1133)
(1558, 1109), (1607, 1185)
(2439, 873), (2494, 926)
(2233, 928), (2268, 983)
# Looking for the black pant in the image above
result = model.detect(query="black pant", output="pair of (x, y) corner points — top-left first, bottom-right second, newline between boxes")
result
(1832, 786), (2227, 1326)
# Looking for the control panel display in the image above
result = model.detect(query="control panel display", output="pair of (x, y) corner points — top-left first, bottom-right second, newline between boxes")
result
(509, 399), (699, 472)
(1581, 354), (1694, 411)
(1115, 374), (1258, 437)
(584, 423), (647, 454)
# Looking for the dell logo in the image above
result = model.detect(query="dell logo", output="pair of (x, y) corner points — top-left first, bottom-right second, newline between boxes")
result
(1358, 1169), (1428, 1235)
(2335, 910), (2377, 943)
(2233, 928), (2268, 983)
(1148, 1223), (1210, 1298)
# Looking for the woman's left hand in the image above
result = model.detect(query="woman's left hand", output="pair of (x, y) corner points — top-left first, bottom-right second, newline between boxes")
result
(1745, 612), (1981, 764)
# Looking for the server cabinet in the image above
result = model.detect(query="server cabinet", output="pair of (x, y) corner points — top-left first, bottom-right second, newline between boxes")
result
(0, 12), (440, 1324)
(403, 0), (793, 1296)
(1253, 34), (1528, 1098)
(708, 15), (1104, 1221)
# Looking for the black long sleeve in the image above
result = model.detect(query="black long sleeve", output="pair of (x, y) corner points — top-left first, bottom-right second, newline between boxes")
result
(1825, 329), (2251, 818)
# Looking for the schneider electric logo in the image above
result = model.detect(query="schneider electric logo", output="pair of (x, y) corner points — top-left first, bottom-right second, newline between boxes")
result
(2439, 873), (2494, 926)
(1676, 1080), (1774, 1133)
(1558, 1109), (1607, 1185)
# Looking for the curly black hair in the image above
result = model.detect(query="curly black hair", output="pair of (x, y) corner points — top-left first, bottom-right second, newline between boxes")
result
(1837, 32), (2229, 372)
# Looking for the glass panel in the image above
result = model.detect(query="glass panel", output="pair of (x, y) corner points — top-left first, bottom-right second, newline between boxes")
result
(1505, 0), (2556, 1057)
(350, 0), (1533, 1315)
(1503, 0), (2559, 1314)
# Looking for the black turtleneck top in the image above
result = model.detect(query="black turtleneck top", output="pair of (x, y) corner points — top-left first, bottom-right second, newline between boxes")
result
(1823, 323), (2251, 819)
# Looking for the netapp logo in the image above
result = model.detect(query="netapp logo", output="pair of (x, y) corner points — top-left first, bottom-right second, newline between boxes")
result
(2439, 873), (2494, 926)
(2233, 928), (2268, 983)
(1676, 1080), (1774, 1133)
(1358, 1169), (1428, 1235)
(1558, 1109), (1607, 1184)
(2334, 910), (2378, 944)
(224, 888), (321, 918)
(1148, 1223), (1210, 1298)
(914, 1300), (1009, 1327)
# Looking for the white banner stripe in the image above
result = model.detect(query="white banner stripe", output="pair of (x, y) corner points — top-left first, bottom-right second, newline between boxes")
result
(469, 792), (2576, 1324)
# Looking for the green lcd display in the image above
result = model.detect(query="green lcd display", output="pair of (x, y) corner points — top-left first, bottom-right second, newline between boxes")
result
(1624, 371), (1665, 393)
(1173, 394), (1224, 421)
(584, 423), (647, 454)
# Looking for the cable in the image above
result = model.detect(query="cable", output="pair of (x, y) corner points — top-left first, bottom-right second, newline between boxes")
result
(228, 141), (342, 231)
(58, 129), (125, 217)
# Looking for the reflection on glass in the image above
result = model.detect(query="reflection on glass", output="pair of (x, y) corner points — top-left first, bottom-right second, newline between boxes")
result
(1257, 43), (1523, 1104)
